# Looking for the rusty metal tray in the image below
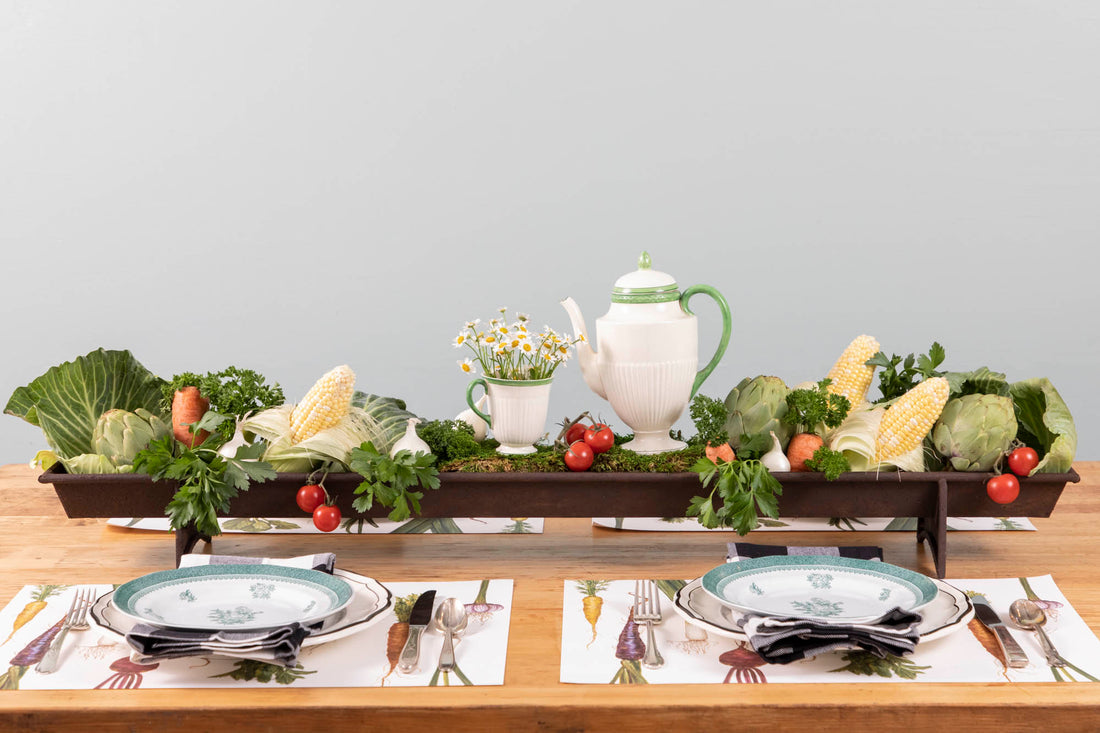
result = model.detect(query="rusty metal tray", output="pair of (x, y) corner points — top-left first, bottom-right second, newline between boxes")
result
(39, 466), (1080, 578)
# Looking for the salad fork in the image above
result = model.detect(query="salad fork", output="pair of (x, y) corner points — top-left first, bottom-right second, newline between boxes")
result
(36, 587), (94, 674)
(634, 579), (665, 670)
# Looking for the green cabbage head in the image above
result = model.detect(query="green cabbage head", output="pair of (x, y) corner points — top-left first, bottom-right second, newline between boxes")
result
(932, 394), (1018, 471)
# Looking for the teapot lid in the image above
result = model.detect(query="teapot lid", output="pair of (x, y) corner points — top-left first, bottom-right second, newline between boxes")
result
(612, 252), (679, 303)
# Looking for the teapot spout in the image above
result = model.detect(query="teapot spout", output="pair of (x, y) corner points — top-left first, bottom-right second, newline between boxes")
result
(560, 297), (606, 399)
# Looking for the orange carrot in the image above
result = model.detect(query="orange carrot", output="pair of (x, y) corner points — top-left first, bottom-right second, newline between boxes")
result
(2, 585), (65, 646)
(705, 442), (736, 464)
(786, 433), (823, 472)
(577, 580), (610, 648)
(172, 386), (210, 447)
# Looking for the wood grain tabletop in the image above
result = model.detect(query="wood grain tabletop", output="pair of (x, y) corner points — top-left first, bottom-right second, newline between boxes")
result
(1, 462), (1098, 732)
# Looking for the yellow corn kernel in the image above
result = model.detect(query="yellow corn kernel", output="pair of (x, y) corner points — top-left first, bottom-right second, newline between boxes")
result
(289, 365), (356, 443)
(875, 377), (949, 463)
(825, 334), (881, 408)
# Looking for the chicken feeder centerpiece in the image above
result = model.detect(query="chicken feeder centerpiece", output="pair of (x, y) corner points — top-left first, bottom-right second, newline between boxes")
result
(561, 252), (732, 454)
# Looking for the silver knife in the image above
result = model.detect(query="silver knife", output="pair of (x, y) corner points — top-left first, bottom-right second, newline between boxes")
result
(972, 596), (1029, 668)
(397, 590), (436, 674)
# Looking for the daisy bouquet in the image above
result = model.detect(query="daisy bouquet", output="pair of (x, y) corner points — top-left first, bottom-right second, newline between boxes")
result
(455, 308), (584, 381)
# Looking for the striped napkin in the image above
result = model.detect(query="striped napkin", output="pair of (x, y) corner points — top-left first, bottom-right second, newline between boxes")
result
(125, 553), (337, 666)
(723, 542), (921, 664)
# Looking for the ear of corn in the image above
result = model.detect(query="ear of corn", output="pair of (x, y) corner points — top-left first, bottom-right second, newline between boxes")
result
(874, 377), (949, 464)
(825, 335), (881, 408)
(289, 365), (356, 443)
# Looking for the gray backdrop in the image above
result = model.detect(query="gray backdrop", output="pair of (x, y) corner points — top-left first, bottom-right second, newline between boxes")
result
(1, 1), (1097, 464)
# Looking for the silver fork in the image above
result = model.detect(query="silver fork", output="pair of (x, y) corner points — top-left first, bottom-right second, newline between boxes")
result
(634, 579), (664, 670)
(36, 587), (94, 674)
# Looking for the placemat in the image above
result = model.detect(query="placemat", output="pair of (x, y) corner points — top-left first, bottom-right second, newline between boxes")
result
(593, 517), (1035, 532)
(0, 579), (512, 689)
(560, 575), (1098, 684)
(109, 517), (544, 534)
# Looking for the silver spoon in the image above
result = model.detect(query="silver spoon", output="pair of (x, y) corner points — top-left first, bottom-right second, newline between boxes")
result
(1009, 599), (1065, 667)
(434, 597), (469, 672)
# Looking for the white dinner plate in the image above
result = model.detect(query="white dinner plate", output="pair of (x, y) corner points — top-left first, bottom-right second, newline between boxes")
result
(673, 576), (973, 643)
(112, 564), (355, 631)
(91, 568), (393, 648)
(700, 556), (939, 623)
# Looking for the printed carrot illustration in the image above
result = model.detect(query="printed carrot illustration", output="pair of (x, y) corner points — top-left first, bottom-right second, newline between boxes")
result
(609, 608), (648, 684)
(381, 593), (420, 684)
(0, 615), (66, 689)
(576, 580), (610, 648)
(3, 584), (66, 646)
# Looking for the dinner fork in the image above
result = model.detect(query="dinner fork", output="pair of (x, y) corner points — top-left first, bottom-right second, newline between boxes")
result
(36, 587), (94, 674)
(634, 579), (664, 670)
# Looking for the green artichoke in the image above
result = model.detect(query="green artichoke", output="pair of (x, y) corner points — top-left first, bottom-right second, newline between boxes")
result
(931, 394), (1018, 471)
(723, 376), (793, 451)
(91, 408), (171, 469)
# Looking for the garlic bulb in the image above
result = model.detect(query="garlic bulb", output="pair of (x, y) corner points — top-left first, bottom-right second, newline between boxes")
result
(760, 430), (790, 472)
(455, 395), (489, 441)
(390, 417), (432, 457)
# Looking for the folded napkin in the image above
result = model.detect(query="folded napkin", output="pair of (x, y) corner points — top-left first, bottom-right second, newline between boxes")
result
(178, 552), (336, 573)
(726, 542), (883, 563)
(723, 542), (920, 664)
(740, 608), (922, 664)
(124, 553), (336, 666)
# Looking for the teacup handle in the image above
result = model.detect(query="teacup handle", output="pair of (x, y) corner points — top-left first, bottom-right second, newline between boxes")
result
(681, 284), (732, 399)
(465, 378), (492, 427)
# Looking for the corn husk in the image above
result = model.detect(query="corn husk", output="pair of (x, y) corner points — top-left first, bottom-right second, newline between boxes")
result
(239, 404), (389, 471)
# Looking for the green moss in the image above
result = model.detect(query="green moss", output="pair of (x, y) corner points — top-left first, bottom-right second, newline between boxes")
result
(438, 439), (706, 473)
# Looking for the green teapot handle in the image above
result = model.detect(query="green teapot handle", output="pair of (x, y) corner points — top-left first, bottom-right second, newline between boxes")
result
(465, 378), (492, 427)
(681, 284), (732, 399)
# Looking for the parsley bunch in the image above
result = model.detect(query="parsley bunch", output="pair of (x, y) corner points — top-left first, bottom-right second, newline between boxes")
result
(867, 343), (946, 403)
(783, 379), (850, 436)
(349, 442), (441, 522)
(415, 420), (480, 462)
(687, 458), (782, 535)
(803, 445), (851, 481)
(132, 433), (276, 537)
(162, 367), (284, 441)
(688, 394), (730, 446)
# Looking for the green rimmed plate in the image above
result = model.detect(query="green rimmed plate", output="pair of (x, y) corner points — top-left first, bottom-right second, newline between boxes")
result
(113, 564), (354, 631)
(700, 556), (939, 623)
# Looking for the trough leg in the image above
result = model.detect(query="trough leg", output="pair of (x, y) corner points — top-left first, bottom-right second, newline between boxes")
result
(174, 524), (212, 567)
(916, 478), (949, 579)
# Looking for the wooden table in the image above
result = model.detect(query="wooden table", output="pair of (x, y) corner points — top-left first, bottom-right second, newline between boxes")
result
(1, 462), (1098, 732)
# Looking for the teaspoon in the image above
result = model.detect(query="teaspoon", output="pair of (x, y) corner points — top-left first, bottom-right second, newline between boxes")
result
(1009, 599), (1065, 667)
(434, 597), (469, 672)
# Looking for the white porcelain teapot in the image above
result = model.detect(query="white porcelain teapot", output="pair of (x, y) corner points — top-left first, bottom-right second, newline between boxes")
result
(561, 252), (732, 454)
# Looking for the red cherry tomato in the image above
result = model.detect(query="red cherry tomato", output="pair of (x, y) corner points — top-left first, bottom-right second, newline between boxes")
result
(565, 422), (587, 445)
(1007, 446), (1040, 477)
(313, 504), (342, 532)
(583, 424), (615, 454)
(564, 440), (594, 471)
(986, 474), (1020, 504)
(296, 484), (326, 514)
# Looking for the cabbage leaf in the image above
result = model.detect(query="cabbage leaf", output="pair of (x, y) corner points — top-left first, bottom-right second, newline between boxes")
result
(5, 349), (166, 461)
(1009, 378), (1077, 474)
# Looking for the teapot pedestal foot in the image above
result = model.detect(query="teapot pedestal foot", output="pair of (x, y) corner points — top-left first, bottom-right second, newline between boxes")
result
(496, 444), (538, 455)
(621, 432), (686, 455)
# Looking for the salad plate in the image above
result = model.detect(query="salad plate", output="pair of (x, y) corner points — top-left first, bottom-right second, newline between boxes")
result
(92, 568), (392, 647)
(700, 556), (939, 623)
(112, 564), (355, 631)
(674, 576), (973, 642)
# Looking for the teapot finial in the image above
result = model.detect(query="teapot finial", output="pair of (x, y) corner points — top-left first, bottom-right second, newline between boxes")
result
(638, 251), (651, 270)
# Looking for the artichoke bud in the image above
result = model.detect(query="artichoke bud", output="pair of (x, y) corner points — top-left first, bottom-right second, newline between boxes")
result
(931, 394), (1018, 471)
(93, 408), (171, 467)
(724, 375), (793, 450)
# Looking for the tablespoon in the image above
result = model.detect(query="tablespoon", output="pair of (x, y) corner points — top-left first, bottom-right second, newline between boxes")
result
(1009, 599), (1065, 667)
(434, 597), (469, 672)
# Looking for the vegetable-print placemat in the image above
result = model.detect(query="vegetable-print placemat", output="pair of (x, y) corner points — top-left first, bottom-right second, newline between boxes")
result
(109, 517), (544, 534)
(0, 579), (512, 690)
(592, 517), (1034, 532)
(560, 576), (1098, 684)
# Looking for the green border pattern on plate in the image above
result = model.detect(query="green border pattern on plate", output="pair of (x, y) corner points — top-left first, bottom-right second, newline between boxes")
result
(700, 556), (939, 617)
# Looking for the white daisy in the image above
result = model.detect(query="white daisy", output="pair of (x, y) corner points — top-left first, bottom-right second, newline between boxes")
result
(458, 358), (476, 374)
